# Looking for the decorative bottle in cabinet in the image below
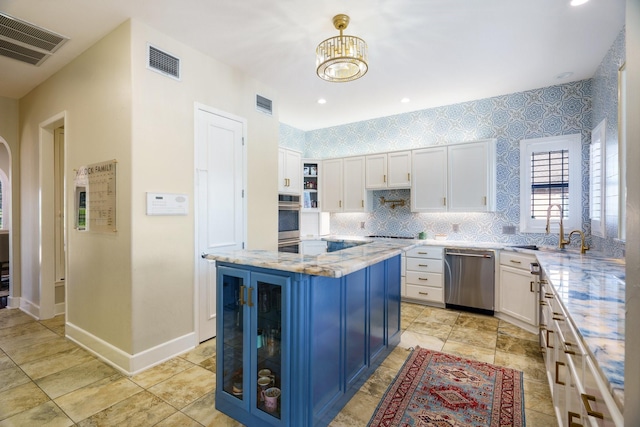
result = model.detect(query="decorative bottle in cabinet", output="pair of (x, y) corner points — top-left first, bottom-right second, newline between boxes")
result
(216, 266), (289, 426)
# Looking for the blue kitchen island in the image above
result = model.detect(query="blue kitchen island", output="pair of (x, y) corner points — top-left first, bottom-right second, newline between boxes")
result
(204, 239), (412, 427)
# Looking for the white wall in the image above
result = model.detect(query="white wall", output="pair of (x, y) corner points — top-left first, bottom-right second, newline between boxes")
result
(17, 18), (279, 371)
(19, 22), (134, 347)
(0, 97), (20, 300)
(625, 1), (640, 425)
(128, 20), (279, 354)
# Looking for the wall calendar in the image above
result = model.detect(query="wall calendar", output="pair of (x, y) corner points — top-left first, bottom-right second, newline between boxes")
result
(74, 159), (117, 233)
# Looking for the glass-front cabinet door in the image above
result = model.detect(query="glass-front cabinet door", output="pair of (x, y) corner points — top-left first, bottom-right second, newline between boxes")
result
(252, 272), (288, 423)
(218, 266), (249, 403)
(217, 265), (289, 426)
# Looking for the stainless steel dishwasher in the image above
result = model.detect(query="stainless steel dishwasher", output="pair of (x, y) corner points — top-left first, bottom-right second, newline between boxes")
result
(444, 248), (495, 315)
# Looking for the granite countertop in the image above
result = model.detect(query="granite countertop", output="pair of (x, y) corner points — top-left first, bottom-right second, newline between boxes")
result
(204, 237), (626, 409)
(203, 238), (416, 278)
(533, 249), (625, 410)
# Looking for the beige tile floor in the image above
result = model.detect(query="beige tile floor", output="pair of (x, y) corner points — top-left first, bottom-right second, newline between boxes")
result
(0, 303), (557, 426)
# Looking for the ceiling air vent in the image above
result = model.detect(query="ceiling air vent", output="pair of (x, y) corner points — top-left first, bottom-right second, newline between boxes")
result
(0, 12), (69, 66)
(256, 94), (273, 116)
(147, 44), (181, 80)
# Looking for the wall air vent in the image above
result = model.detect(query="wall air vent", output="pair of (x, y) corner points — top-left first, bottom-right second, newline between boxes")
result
(256, 94), (273, 116)
(0, 12), (69, 66)
(147, 44), (181, 80)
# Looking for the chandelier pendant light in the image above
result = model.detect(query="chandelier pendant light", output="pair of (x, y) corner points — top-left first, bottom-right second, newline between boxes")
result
(316, 14), (368, 82)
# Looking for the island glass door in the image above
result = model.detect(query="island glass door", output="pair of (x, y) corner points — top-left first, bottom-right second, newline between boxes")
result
(219, 267), (249, 403)
(253, 272), (287, 422)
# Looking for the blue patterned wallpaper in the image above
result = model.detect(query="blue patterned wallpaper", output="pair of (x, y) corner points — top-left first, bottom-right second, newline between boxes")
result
(279, 29), (625, 258)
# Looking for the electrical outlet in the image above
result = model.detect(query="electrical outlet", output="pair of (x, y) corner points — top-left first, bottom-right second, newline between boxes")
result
(452, 223), (459, 233)
(502, 225), (516, 235)
(360, 222), (365, 229)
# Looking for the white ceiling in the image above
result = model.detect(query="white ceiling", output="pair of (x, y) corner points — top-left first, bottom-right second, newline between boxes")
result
(0, 0), (625, 131)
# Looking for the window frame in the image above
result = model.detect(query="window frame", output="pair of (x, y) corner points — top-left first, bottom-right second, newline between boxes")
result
(519, 134), (582, 234)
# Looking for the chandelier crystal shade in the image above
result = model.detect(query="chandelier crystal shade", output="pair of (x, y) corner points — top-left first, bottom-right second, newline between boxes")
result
(316, 14), (368, 82)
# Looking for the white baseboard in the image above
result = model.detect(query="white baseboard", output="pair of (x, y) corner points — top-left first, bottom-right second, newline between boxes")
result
(54, 302), (65, 316)
(65, 322), (197, 376)
(6, 296), (20, 309)
(19, 297), (40, 319)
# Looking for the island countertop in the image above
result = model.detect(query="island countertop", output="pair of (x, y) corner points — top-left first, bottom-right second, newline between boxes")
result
(203, 238), (416, 278)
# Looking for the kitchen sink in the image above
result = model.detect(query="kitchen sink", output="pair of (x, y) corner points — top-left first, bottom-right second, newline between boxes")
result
(326, 240), (370, 253)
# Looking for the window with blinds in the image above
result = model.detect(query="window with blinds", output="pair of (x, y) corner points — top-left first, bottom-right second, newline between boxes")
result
(590, 119), (606, 237)
(519, 134), (582, 233)
(530, 149), (569, 220)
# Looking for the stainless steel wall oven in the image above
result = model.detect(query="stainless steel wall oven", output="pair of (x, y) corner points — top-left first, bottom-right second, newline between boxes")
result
(278, 194), (300, 252)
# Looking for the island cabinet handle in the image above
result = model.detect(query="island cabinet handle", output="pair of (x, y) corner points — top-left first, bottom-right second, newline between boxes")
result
(530, 281), (535, 293)
(546, 329), (554, 348)
(510, 259), (522, 264)
(418, 264), (429, 267)
(418, 277), (428, 281)
(239, 285), (246, 306)
(581, 394), (604, 419)
(568, 411), (583, 427)
(418, 291), (429, 295)
(564, 342), (576, 355)
(247, 287), (254, 307)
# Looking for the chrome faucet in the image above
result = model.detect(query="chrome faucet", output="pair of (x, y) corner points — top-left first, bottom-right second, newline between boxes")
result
(545, 204), (569, 249)
(568, 230), (590, 254)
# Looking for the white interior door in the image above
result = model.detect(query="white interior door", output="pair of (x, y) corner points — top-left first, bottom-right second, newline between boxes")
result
(196, 106), (245, 342)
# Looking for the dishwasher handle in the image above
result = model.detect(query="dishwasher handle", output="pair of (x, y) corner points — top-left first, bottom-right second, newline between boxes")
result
(445, 251), (493, 258)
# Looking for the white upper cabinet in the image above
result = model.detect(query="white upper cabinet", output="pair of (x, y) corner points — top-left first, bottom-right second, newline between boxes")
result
(365, 151), (411, 189)
(411, 147), (447, 212)
(447, 141), (495, 212)
(321, 158), (343, 212)
(322, 156), (367, 213)
(411, 140), (496, 213)
(343, 156), (367, 212)
(278, 148), (302, 195)
(365, 154), (387, 189)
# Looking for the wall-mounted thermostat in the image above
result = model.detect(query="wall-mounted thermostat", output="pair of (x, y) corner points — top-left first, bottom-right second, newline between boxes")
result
(146, 193), (189, 216)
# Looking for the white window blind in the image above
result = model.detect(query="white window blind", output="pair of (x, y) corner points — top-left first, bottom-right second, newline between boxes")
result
(590, 119), (606, 237)
(530, 149), (569, 220)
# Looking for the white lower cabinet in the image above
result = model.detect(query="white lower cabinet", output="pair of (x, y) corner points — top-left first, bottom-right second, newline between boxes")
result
(402, 246), (443, 304)
(540, 279), (622, 427)
(498, 251), (538, 328)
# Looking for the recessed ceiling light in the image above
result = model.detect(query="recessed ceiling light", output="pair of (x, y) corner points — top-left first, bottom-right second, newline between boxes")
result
(570, 0), (589, 6)
(401, 97), (410, 103)
(556, 71), (574, 79)
(317, 98), (327, 104)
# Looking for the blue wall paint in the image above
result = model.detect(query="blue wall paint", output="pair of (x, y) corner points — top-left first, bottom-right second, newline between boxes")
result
(279, 29), (625, 258)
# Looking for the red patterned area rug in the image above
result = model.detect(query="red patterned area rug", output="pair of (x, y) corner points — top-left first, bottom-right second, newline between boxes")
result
(368, 347), (525, 427)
